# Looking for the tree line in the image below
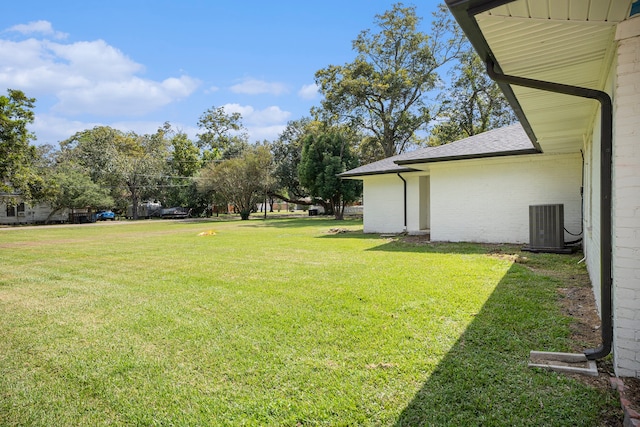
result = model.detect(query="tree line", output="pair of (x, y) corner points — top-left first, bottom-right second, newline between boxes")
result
(1, 3), (515, 221)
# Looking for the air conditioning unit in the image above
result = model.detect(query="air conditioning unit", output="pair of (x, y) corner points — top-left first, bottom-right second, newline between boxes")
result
(524, 204), (570, 253)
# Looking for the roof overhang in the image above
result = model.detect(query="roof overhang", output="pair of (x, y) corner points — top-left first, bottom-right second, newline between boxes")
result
(445, 0), (633, 154)
(395, 147), (539, 166)
(339, 167), (417, 179)
(340, 147), (538, 178)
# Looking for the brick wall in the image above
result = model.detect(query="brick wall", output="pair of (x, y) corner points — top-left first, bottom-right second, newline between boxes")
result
(613, 15), (640, 378)
(430, 153), (582, 244)
(361, 174), (406, 234)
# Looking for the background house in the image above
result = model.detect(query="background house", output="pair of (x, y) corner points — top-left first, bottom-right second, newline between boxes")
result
(341, 124), (583, 244)
(445, 0), (640, 378)
(0, 196), (68, 225)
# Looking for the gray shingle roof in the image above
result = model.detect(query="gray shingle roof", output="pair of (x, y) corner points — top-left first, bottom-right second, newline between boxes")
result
(340, 124), (538, 178)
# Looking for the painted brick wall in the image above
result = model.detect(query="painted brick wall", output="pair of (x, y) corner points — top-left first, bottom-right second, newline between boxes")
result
(406, 175), (430, 233)
(583, 107), (604, 315)
(361, 174), (406, 234)
(430, 153), (582, 244)
(613, 16), (640, 378)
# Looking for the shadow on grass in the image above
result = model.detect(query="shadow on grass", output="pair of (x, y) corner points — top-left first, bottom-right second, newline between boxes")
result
(393, 261), (620, 426)
(365, 239), (503, 254)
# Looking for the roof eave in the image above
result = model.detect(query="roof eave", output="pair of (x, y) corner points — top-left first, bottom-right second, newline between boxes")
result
(395, 148), (540, 166)
(338, 167), (418, 179)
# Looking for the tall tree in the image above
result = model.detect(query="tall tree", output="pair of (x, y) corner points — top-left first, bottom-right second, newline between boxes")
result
(298, 132), (361, 220)
(271, 118), (314, 202)
(197, 145), (272, 220)
(197, 106), (248, 160)
(0, 89), (43, 200)
(60, 125), (169, 218)
(428, 48), (518, 145)
(114, 129), (169, 218)
(314, 3), (464, 158)
(162, 129), (207, 213)
(167, 130), (201, 177)
(59, 126), (122, 185)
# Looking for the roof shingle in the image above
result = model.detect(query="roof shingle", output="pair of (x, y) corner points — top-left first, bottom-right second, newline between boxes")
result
(340, 124), (537, 178)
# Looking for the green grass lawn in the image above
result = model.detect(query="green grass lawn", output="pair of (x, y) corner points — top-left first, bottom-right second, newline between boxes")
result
(0, 218), (620, 426)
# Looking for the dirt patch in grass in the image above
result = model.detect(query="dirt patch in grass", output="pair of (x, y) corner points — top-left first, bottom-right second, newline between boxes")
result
(400, 234), (430, 245)
(556, 286), (603, 353)
(327, 228), (351, 234)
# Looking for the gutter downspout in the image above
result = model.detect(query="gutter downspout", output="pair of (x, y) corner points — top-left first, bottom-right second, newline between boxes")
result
(397, 173), (407, 231)
(486, 59), (613, 360)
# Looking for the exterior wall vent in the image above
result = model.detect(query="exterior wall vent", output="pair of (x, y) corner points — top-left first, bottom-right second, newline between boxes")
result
(525, 204), (565, 252)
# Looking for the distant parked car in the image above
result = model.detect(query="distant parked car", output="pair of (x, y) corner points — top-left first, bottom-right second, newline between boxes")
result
(95, 210), (116, 221)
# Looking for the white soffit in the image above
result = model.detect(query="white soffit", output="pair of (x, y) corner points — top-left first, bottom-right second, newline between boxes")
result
(475, 0), (632, 153)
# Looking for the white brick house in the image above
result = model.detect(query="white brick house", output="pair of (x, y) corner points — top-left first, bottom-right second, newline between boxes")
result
(341, 124), (584, 244)
(445, 0), (640, 378)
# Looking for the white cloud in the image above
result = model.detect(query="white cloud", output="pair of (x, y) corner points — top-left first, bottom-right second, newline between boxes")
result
(47, 39), (143, 79)
(222, 103), (290, 126)
(219, 103), (290, 142)
(298, 83), (318, 100)
(5, 20), (68, 39)
(0, 32), (200, 117)
(247, 124), (287, 142)
(229, 78), (288, 95)
(52, 75), (199, 116)
(31, 114), (201, 146)
(31, 114), (102, 145)
(221, 103), (255, 118)
(32, 107), (288, 146)
(247, 106), (291, 126)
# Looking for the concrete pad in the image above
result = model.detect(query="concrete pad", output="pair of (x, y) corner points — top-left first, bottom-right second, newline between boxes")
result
(528, 350), (599, 377)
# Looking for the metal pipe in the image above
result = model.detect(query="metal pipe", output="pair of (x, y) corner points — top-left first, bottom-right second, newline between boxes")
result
(397, 173), (407, 230)
(486, 59), (613, 360)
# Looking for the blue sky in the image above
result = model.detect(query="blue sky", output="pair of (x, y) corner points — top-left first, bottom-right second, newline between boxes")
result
(2, 1), (444, 146)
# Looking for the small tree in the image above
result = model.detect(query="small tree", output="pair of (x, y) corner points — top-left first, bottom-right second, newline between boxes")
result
(298, 132), (361, 220)
(46, 165), (114, 222)
(197, 145), (272, 220)
(197, 106), (248, 160)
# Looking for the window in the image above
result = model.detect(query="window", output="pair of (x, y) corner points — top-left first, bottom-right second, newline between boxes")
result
(6, 204), (16, 217)
(17, 202), (25, 215)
